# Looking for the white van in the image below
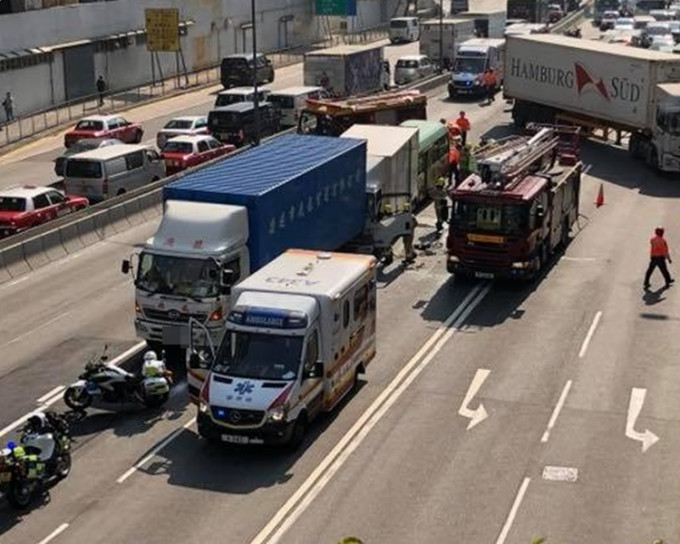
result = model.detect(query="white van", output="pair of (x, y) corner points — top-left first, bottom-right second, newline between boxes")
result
(64, 144), (165, 202)
(214, 87), (270, 108)
(390, 17), (420, 43)
(267, 86), (324, 128)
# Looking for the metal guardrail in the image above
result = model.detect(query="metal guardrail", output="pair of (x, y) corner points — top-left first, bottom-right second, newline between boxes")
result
(0, 25), (389, 151)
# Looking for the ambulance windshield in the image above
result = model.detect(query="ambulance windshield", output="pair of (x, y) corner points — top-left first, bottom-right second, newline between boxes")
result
(217, 332), (303, 380)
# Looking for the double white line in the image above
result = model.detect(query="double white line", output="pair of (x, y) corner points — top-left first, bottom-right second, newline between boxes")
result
(250, 282), (492, 544)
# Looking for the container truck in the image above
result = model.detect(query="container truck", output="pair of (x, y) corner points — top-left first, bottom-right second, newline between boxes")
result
(449, 38), (506, 99)
(303, 44), (388, 98)
(419, 18), (477, 67)
(505, 34), (680, 172)
(458, 9), (507, 38)
(194, 249), (377, 449)
(121, 133), (414, 401)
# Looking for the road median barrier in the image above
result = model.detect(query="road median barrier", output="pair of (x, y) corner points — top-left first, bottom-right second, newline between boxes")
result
(22, 235), (51, 270)
(108, 204), (132, 235)
(123, 199), (146, 227)
(41, 229), (68, 262)
(58, 222), (84, 254)
(76, 215), (103, 247)
(2, 243), (31, 278)
(0, 251), (11, 283)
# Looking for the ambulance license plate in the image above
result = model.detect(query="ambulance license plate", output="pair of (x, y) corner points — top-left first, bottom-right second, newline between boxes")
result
(475, 272), (494, 279)
(221, 434), (249, 444)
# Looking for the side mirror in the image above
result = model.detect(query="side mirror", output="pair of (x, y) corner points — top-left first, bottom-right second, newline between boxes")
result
(188, 352), (201, 369)
(121, 259), (131, 274)
(305, 361), (324, 380)
(536, 205), (545, 226)
(221, 268), (236, 287)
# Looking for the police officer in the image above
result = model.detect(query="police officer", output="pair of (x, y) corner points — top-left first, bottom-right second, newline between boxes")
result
(429, 176), (449, 234)
(644, 226), (674, 289)
(401, 202), (418, 265)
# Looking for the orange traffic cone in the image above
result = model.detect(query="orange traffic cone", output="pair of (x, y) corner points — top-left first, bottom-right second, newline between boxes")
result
(595, 183), (604, 208)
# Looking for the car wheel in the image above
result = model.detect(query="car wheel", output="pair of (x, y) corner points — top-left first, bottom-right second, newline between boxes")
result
(134, 130), (143, 143)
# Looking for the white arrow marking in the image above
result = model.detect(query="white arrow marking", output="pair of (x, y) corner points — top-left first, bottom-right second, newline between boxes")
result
(458, 368), (491, 430)
(626, 388), (659, 453)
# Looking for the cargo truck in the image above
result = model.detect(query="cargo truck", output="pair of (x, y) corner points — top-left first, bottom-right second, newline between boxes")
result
(447, 125), (582, 280)
(121, 133), (414, 401)
(458, 9), (507, 38)
(505, 34), (680, 173)
(303, 44), (388, 98)
(194, 249), (377, 449)
(507, 0), (550, 22)
(419, 18), (477, 67)
(449, 38), (506, 99)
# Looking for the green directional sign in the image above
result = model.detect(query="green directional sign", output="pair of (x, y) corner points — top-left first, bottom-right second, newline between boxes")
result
(315, 0), (357, 16)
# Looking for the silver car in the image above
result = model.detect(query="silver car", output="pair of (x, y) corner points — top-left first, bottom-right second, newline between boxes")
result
(394, 55), (435, 86)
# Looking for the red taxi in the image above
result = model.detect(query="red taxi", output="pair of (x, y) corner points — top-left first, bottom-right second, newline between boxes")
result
(161, 135), (234, 175)
(64, 115), (144, 148)
(0, 186), (89, 238)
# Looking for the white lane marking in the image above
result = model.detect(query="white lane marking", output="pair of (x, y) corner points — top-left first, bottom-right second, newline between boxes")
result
(36, 523), (69, 544)
(457, 368), (491, 430)
(116, 416), (196, 483)
(542, 466), (578, 483)
(626, 388), (659, 453)
(0, 341), (146, 439)
(495, 477), (531, 544)
(561, 257), (597, 262)
(250, 283), (491, 544)
(541, 379), (572, 443)
(36, 385), (66, 404)
(578, 311), (602, 358)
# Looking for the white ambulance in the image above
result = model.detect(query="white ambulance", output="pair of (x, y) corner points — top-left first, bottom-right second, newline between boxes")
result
(195, 249), (377, 449)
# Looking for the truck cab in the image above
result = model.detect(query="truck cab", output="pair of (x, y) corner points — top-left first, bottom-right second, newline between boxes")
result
(449, 38), (505, 99)
(195, 249), (377, 449)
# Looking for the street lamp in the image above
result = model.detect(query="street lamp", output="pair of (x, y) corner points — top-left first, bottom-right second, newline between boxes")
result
(251, 0), (261, 146)
(439, 0), (444, 73)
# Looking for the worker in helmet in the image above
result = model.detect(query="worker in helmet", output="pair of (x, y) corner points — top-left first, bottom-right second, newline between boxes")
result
(429, 176), (449, 234)
(448, 138), (461, 186)
(644, 226), (674, 290)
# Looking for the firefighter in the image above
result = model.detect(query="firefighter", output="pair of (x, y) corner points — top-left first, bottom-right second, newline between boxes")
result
(482, 68), (498, 104)
(429, 176), (449, 234)
(454, 111), (471, 146)
(644, 226), (674, 290)
(448, 138), (461, 187)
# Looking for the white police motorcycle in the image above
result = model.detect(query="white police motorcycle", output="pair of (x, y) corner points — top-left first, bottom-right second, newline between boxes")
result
(63, 348), (172, 412)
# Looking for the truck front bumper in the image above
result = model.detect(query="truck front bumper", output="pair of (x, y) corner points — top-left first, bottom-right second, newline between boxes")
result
(448, 82), (483, 96)
(197, 411), (296, 446)
(447, 256), (537, 280)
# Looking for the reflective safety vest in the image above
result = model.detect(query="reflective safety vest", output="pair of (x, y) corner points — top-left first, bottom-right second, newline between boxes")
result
(455, 116), (471, 132)
(650, 235), (669, 257)
(448, 146), (460, 165)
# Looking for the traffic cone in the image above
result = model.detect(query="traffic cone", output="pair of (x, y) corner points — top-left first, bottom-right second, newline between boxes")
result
(595, 183), (604, 208)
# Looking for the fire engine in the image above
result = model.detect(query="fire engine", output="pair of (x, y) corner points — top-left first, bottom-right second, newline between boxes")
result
(447, 124), (582, 280)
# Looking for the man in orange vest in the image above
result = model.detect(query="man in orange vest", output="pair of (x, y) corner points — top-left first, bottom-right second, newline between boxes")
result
(448, 140), (461, 186)
(644, 226), (674, 289)
(454, 111), (471, 146)
(482, 68), (498, 104)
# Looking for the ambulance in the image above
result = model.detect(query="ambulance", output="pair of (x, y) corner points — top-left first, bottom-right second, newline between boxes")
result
(195, 249), (377, 449)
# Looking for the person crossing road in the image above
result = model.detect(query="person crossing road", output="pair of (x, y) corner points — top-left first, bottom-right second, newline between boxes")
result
(644, 226), (674, 289)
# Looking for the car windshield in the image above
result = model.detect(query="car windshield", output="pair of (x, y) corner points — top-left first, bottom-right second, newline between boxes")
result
(453, 57), (486, 73)
(616, 18), (635, 25)
(163, 141), (194, 154)
(164, 119), (194, 130)
(452, 200), (529, 235)
(396, 59), (419, 68)
(215, 94), (249, 107)
(75, 120), (104, 131)
(0, 197), (26, 212)
(136, 252), (219, 298)
(647, 24), (671, 34)
(65, 159), (103, 178)
(268, 95), (295, 109)
(209, 111), (243, 129)
(391, 20), (408, 28)
(215, 332), (303, 380)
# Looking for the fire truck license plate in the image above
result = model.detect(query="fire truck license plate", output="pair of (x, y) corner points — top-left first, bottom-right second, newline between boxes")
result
(475, 272), (494, 279)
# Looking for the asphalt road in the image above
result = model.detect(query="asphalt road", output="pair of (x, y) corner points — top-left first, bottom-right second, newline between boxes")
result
(4, 26), (680, 544)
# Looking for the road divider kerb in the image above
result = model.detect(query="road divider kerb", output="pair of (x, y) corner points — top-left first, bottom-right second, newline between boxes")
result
(250, 282), (491, 544)
(76, 215), (103, 247)
(21, 235), (51, 270)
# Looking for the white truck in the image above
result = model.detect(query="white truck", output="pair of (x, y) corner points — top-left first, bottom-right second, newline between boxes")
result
(449, 38), (505, 99)
(419, 18), (477, 68)
(303, 43), (388, 98)
(458, 8), (507, 38)
(505, 34), (680, 172)
(195, 249), (377, 449)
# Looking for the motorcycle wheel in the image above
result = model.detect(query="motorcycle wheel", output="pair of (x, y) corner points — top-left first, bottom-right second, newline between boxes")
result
(64, 386), (92, 410)
(56, 452), (72, 480)
(143, 392), (169, 409)
(7, 478), (33, 510)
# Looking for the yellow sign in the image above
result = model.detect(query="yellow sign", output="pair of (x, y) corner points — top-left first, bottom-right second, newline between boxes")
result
(145, 8), (180, 52)
(467, 233), (505, 244)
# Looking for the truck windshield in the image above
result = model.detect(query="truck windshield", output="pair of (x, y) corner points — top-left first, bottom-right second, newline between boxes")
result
(136, 252), (219, 299)
(453, 57), (486, 74)
(216, 332), (303, 380)
(452, 200), (528, 235)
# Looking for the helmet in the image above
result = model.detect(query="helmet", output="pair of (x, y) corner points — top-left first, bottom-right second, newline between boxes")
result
(459, 111), (466, 116)
(144, 351), (158, 362)
(27, 413), (47, 431)
(655, 226), (665, 236)
(435, 177), (446, 188)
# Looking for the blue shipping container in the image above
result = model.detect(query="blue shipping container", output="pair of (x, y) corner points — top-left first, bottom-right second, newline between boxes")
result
(164, 133), (367, 271)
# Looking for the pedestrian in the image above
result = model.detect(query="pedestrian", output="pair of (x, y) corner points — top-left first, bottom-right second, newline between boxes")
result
(429, 176), (449, 234)
(2, 91), (14, 123)
(96, 75), (107, 107)
(482, 68), (498, 104)
(454, 111), (471, 147)
(448, 139), (461, 186)
(644, 226), (675, 289)
(402, 210), (418, 265)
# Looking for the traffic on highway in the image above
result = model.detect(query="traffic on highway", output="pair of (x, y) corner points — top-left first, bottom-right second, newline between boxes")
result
(1, 1), (680, 544)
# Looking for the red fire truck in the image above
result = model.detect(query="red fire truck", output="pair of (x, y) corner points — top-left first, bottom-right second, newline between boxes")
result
(446, 125), (581, 280)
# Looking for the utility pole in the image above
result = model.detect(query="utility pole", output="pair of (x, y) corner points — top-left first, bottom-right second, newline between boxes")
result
(439, 0), (444, 73)
(251, 0), (260, 146)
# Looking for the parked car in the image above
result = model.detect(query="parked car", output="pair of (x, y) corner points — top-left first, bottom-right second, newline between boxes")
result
(64, 115), (143, 148)
(0, 185), (88, 238)
(394, 54), (435, 85)
(208, 102), (281, 147)
(213, 87), (270, 108)
(668, 20), (680, 42)
(548, 4), (565, 22)
(650, 33), (676, 50)
(161, 135), (234, 175)
(156, 116), (209, 149)
(600, 10), (620, 30)
(220, 53), (274, 88)
(614, 17), (635, 31)
(54, 138), (123, 177)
